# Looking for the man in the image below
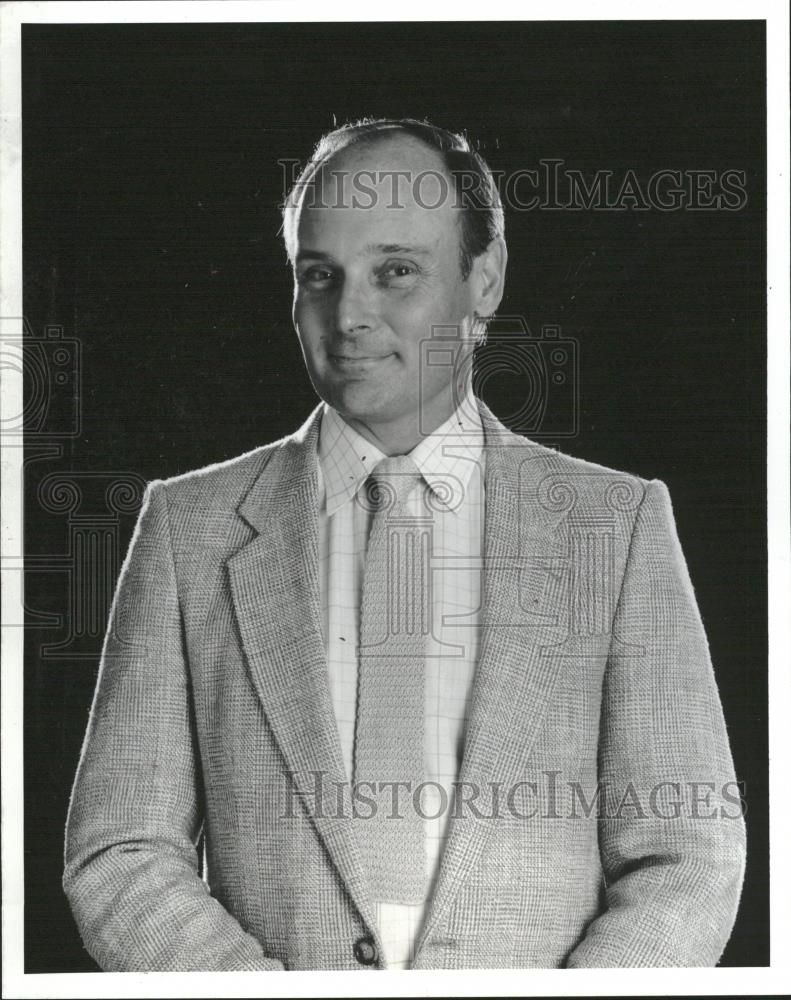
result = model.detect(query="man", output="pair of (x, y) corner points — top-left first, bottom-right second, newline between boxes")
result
(63, 118), (746, 971)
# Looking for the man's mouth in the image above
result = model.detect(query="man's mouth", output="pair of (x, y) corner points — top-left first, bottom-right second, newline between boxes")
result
(328, 353), (394, 369)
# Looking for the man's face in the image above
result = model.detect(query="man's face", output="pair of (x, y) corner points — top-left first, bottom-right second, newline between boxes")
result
(291, 136), (480, 436)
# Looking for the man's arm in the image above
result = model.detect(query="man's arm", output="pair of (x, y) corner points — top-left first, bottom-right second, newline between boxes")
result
(565, 479), (746, 967)
(63, 481), (284, 971)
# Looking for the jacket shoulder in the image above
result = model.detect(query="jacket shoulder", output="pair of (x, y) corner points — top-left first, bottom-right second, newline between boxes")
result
(533, 438), (649, 483)
(154, 440), (279, 505)
(146, 418), (308, 534)
(494, 431), (655, 525)
(479, 399), (651, 494)
(505, 431), (651, 487)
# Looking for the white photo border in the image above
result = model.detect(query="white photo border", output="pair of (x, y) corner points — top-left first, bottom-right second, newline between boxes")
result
(2, 1), (788, 997)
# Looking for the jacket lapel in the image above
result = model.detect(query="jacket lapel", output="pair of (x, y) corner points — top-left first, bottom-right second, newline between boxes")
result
(227, 405), (383, 953)
(227, 398), (573, 965)
(413, 401), (572, 964)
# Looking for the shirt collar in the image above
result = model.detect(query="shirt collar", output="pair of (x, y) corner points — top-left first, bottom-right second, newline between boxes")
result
(318, 383), (484, 517)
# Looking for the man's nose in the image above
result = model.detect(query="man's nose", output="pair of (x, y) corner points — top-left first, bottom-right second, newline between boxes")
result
(335, 273), (377, 335)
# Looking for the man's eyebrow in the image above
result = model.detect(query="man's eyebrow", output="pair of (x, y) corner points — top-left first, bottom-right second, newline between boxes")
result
(363, 243), (433, 256)
(295, 243), (434, 264)
(294, 249), (334, 264)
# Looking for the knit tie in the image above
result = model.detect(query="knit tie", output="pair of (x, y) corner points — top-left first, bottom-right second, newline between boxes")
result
(354, 454), (430, 904)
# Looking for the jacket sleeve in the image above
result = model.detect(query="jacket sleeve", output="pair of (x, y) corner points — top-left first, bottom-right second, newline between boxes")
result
(565, 479), (746, 967)
(63, 481), (284, 971)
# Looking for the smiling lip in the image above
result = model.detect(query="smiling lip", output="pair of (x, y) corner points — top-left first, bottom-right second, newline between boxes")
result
(329, 353), (394, 366)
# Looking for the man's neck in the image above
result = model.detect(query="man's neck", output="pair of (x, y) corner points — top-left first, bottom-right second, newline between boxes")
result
(341, 383), (471, 457)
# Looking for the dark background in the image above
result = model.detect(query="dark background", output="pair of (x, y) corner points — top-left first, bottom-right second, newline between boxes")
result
(22, 21), (766, 971)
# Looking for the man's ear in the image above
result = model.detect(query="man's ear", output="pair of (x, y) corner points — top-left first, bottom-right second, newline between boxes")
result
(470, 237), (508, 317)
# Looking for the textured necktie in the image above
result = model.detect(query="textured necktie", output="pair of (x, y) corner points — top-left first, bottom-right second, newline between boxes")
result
(354, 454), (430, 905)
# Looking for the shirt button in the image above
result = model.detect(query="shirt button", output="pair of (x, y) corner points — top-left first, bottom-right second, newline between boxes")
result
(353, 935), (378, 966)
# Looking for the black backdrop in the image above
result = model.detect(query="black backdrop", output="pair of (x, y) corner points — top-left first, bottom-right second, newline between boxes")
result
(22, 21), (766, 972)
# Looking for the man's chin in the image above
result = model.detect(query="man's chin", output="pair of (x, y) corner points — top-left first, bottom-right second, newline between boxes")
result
(321, 379), (395, 420)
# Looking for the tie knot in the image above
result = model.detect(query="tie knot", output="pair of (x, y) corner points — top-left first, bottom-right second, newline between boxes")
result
(366, 454), (422, 512)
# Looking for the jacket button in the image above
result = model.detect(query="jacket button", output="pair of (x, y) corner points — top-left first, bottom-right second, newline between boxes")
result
(353, 935), (378, 966)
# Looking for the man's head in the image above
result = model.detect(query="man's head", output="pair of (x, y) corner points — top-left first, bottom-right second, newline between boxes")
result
(283, 118), (507, 453)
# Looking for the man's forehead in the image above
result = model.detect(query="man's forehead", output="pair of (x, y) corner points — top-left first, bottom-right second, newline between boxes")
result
(322, 131), (448, 177)
(297, 203), (448, 246)
(295, 135), (459, 252)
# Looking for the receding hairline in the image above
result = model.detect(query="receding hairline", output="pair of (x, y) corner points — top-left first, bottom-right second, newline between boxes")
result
(289, 131), (457, 213)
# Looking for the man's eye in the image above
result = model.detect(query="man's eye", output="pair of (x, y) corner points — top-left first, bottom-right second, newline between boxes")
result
(379, 262), (418, 283)
(298, 267), (335, 286)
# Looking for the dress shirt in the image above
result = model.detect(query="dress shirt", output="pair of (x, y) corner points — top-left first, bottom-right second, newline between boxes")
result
(316, 386), (486, 968)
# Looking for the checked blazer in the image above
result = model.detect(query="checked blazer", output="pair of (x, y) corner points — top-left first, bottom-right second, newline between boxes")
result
(63, 397), (746, 970)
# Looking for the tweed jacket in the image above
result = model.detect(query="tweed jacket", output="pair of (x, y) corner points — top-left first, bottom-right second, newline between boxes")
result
(63, 398), (746, 971)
